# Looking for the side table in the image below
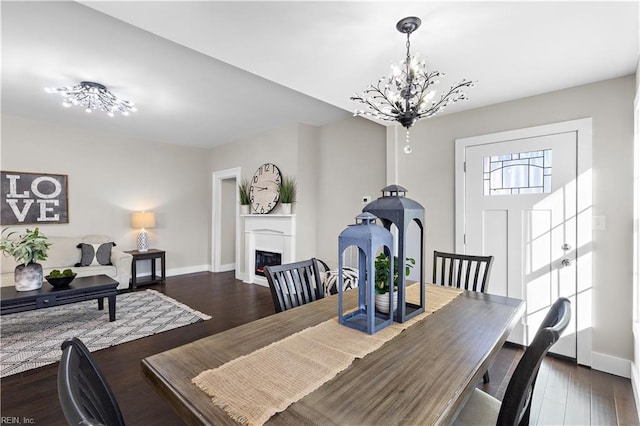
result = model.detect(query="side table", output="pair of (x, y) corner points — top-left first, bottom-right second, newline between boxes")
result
(125, 249), (166, 289)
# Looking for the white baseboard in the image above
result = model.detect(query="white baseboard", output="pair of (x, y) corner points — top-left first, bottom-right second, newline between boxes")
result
(166, 264), (209, 277)
(632, 361), (640, 422)
(218, 263), (235, 272)
(591, 351), (631, 379)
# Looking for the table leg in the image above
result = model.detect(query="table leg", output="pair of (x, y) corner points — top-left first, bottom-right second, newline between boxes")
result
(161, 253), (166, 284)
(131, 258), (138, 289)
(108, 294), (116, 322)
(151, 257), (157, 282)
(98, 297), (104, 310)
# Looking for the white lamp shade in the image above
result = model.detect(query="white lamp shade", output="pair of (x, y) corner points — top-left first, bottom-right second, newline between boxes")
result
(131, 212), (155, 229)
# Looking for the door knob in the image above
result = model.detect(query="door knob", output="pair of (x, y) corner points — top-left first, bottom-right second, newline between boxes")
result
(562, 259), (571, 267)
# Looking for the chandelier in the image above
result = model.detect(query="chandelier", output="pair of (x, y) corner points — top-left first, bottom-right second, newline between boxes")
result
(350, 17), (473, 154)
(45, 81), (136, 117)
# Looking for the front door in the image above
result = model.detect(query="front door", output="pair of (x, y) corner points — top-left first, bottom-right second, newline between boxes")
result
(459, 128), (581, 359)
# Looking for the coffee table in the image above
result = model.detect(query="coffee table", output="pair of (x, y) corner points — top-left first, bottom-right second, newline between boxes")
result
(0, 274), (119, 321)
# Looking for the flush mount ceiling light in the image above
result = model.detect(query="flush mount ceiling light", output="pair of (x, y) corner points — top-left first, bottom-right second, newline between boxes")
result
(350, 16), (474, 154)
(45, 81), (136, 117)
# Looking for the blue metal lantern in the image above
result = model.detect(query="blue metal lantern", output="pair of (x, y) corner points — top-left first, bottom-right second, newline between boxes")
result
(363, 185), (425, 323)
(338, 212), (394, 334)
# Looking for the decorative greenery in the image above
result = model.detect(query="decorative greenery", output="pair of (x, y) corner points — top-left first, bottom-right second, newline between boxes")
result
(48, 268), (74, 278)
(374, 253), (415, 295)
(279, 175), (297, 204)
(0, 227), (51, 266)
(239, 178), (251, 206)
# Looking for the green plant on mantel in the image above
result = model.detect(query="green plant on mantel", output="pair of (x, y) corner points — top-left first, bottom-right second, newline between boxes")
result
(0, 227), (51, 266)
(279, 175), (296, 204)
(239, 178), (251, 206)
(374, 253), (415, 295)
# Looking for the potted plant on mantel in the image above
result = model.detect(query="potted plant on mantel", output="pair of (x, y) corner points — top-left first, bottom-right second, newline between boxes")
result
(0, 227), (51, 291)
(374, 252), (415, 313)
(279, 175), (296, 215)
(239, 178), (251, 215)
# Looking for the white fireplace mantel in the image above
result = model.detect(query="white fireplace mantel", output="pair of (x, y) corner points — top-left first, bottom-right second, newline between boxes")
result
(243, 214), (296, 286)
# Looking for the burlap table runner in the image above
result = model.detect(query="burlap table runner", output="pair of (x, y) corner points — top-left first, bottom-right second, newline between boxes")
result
(192, 284), (462, 426)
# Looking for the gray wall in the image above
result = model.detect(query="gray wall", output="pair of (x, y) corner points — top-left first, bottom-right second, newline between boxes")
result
(391, 75), (635, 362)
(1, 114), (211, 274)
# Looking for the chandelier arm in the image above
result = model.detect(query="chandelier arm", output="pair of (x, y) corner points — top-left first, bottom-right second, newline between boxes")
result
(417, 80), (473, 118)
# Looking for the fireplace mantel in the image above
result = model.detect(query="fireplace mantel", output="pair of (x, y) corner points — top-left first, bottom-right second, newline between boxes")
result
(243, 214), (296, 286)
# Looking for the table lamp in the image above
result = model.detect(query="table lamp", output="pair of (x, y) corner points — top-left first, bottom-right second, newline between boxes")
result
(131, 212), (155, 252)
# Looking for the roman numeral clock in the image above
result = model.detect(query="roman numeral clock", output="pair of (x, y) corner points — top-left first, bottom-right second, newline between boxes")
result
(249, 163), (281, 214)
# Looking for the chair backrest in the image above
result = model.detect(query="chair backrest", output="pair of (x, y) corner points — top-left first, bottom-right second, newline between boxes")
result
(264, 259), (325, 313)
(58, 337), (125, 426)
(497, 297), (571, 426)
(432, 251), (494, 293)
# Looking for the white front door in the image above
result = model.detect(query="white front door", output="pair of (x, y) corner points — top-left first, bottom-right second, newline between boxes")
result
(456, 119), (593, 363)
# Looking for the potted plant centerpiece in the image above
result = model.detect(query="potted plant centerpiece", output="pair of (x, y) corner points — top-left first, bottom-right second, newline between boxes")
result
(239, 177), (251, 214)
(279, 175), (296, 214)
(0, 227), (51, 291)
(374, 252), (415, 313)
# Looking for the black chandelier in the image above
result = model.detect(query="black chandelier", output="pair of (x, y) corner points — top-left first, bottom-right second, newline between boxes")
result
(46, 81), (136, 117)
(350, 17), (473, 154)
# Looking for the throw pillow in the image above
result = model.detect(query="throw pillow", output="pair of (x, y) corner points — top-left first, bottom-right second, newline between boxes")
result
(75, 242), (116, 267)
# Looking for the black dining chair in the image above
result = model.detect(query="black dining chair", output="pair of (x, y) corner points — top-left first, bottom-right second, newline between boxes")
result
(453, 297), (571, 426)
(433, 250), (494, 382)
(264, 259), (325, 313)
(58, 337), (126, 426)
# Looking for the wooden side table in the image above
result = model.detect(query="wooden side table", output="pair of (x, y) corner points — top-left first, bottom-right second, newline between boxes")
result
(125, 249), (166, 289)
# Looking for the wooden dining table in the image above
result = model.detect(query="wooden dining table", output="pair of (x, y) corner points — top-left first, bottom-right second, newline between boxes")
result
(141, 284), (524, 425)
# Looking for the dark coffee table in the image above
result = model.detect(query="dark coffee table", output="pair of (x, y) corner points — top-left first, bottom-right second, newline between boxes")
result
(0, 274), (119, 321)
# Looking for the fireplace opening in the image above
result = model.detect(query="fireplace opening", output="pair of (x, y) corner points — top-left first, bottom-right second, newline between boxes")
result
(255, 250), (282, 276)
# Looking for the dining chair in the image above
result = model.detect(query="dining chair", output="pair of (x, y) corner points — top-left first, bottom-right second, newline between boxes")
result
(433, 250), (494, 383)
(432, 250), (494, 293)
(453, 297), (571, 426)
(57, 337), (126, 426)
(264, 259), (325, 313)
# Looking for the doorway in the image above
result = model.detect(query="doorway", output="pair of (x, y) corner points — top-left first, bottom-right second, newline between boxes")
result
(455, 118), (592, 365)
(212, 167), (242, 280)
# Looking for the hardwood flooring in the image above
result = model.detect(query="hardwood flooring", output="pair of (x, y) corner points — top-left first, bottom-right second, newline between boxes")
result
(1, 271), (638, 425)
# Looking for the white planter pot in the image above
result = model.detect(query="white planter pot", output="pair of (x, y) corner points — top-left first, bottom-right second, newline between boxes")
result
(15, 263), (43, 292)
(375, 292), (397, 314)
(240, 205), (251, 215)
(281, 203), (292, 214)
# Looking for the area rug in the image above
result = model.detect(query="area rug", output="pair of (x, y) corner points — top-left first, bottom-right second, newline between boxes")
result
(0, 289), (211, 378)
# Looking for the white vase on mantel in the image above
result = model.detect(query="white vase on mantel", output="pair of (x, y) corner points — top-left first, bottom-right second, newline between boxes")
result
(240, 205), (251, 215)
(281, 203), (292, 215)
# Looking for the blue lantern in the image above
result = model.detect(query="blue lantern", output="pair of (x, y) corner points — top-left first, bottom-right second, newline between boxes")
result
(338, 212), (394, 334)
(363, 185), (425, 323)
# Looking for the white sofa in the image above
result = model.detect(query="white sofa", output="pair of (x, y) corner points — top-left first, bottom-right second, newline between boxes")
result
(0, 235), (133, 290)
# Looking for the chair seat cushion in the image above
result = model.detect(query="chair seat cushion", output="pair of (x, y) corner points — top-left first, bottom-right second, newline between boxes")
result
(453, 388), (500, 426)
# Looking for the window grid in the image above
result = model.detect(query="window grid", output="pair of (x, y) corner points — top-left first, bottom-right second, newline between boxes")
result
(483, 149), (552, 195)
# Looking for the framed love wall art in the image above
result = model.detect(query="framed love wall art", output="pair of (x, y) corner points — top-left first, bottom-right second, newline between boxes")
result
(1, 171), (69, 225)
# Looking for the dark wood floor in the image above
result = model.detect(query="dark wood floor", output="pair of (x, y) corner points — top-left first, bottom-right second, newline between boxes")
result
(1, 271), (638, 425)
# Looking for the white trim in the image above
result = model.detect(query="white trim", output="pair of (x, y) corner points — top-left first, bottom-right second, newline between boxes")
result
(211, 167), (242, 279)
(454, 118), (593, 366)
(592, 351), (631, 379)
(633, 322), (640, 420)
(218, 263), (235, 272)
(166, 265), (209, 277)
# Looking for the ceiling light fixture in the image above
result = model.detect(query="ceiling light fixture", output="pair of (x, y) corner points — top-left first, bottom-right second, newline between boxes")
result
(45, 81), (136, 117)
(350, 16), (473, 154)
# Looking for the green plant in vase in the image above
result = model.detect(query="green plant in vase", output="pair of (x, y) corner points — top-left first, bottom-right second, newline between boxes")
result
(239, 178), (251, 214)
(278, 175), (296, 214)
(0, 227), (51, 291)
(374, 252), (415, 314)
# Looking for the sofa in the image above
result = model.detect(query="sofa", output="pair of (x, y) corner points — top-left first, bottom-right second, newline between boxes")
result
(0, 235), (133, 290)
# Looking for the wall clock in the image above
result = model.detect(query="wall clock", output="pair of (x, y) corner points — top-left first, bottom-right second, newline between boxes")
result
(249, 163), (281, 214)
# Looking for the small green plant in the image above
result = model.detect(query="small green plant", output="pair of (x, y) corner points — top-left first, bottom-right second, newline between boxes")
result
(0, 227), (51, 266)
(239, 178), (251, 206)
(49, 268), (74, 277)
(374, 253), (415, 295)
(279, 175), (296, 204)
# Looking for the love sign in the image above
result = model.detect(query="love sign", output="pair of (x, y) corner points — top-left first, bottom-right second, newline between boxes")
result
(1, 171), (69, 225)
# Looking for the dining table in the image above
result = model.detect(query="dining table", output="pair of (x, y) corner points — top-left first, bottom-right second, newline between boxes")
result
(141, 284), (524, 425)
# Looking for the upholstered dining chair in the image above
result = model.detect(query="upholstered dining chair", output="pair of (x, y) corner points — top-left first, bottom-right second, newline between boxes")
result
(58, 337), (126, 426)
(264, 259), (325, 313)
(433, 250), (494, 382)
(453, 297), (571, 426)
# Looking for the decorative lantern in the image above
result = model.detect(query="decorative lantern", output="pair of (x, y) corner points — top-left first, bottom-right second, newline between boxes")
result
(363, 185), (425, 323)
(338, 212), (394, 334)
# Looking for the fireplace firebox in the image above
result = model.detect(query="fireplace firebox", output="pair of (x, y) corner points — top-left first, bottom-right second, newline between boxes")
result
(255, 250), (282, 276)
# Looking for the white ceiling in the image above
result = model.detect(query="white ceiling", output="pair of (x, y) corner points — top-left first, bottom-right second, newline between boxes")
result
(2, 1), (638, 149)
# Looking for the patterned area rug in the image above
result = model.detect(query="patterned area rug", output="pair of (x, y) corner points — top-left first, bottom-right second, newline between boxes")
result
(0, 289), (211, 377)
